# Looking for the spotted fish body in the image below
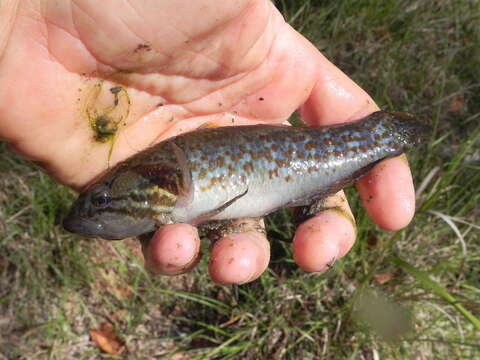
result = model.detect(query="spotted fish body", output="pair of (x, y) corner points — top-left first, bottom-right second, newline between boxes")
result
(63, 111), (430, 240)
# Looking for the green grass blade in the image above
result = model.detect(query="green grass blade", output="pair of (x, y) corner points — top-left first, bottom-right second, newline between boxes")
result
(148, 288), (230, 312)
(195, 332), (245, 360)
(391, 257), (480, 330)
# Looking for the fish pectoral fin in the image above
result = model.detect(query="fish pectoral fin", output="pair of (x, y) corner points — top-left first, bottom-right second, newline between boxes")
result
(170, 141), (194, 208)
(215, 187), (249, 213)
(191, 187), (249, 225)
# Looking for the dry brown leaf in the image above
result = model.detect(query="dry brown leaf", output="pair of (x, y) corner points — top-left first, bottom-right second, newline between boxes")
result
(449, 95), (465, 112)
(374, 272), (394, 285)
(90, 322), (125, 355)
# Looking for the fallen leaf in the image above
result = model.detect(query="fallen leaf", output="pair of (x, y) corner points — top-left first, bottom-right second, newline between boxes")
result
(90, 322), (125, 355)
(449, 95), (465, 112)
(374, 272), (394, 285)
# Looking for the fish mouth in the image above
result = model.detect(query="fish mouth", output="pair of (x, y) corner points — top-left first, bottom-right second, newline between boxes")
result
(63, 213), (157, 240)
(63, 215), (107, 238)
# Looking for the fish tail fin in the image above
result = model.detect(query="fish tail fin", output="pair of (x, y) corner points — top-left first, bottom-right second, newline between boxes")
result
(375, 111), (432, 148)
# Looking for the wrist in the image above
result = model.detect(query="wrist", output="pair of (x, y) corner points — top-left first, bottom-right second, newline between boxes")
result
(0, 0), (20, 60)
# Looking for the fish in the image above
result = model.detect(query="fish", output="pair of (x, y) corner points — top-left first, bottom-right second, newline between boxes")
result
(63, 111), (431, 240)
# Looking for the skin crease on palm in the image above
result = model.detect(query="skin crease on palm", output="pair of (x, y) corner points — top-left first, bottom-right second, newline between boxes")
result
(0, 0), (416, 284)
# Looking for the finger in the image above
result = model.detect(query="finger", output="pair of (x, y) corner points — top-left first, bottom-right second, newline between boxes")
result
(356, 154), (415, 230)
(293, 191), (356, 272)
(142, 223), (201, 275)
(300, 53), (379, 126)
(208, 218), (270, 285)
(299, 52), (415, 229)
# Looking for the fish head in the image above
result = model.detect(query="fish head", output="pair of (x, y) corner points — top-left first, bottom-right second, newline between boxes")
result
(63, 168), (177, 240)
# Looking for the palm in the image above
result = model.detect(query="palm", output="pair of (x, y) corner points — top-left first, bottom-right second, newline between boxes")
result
(0, 0), (320, 189)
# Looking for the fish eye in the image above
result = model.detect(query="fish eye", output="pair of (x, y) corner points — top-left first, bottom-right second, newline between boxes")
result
(91, 190), (111, 208)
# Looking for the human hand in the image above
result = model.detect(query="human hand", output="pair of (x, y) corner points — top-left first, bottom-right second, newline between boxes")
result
(0, 0), (415, 283)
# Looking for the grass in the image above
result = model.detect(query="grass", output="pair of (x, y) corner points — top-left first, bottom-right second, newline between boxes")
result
(1, 0), (479, 358)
